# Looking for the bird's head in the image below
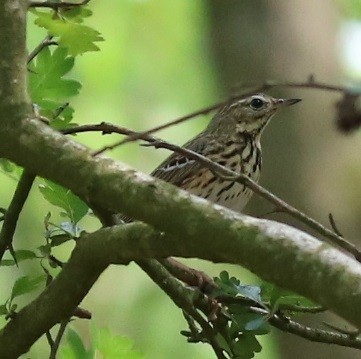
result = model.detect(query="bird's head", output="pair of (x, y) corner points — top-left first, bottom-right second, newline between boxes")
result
(209, 93), (301, 137)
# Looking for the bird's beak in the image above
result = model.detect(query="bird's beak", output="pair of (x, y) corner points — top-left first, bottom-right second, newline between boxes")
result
(275, 98), (302, 107)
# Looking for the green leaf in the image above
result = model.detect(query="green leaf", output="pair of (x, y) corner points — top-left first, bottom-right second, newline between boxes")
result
(244, 317), (268, 332)
(236, 285), (263, 305)
(29, 47), (81, 104)
(214, 333), (232, 356)
(0, 259), (16, 267)
(50, 233), (73, 247)
(0, 250), (37, 266)
(213, 271), (240, 297)
(0, 159), (15, 173)
(15, 250), (37, 261)
(61, 328), (94, 359)
(39, 180), (89, 224)
(262, 282), (316, 311)
(229, 307), (270, 336)
(93, 327), (144, 359)
(213, 272), (263, 306)
(34, 100), (76, 129)
(38, 244), (52, 256)
(59, 6), (93, 23)
(10, 275), (46, 301)
(0, 304), (8, 317)
(233, 334), (262, 359)
(33, 10), (103, 56)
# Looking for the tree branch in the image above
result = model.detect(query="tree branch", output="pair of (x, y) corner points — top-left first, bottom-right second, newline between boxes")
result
(63, 123), (360, 261)
(0, 171), (35, 261)
(1, 212), (361, 357)
(29, 1), (91, 9)
(0, 1), (31, 112)
(27, 35), (56, 64)
(1, 115), (361, 322)
(250, 307), (361, 350)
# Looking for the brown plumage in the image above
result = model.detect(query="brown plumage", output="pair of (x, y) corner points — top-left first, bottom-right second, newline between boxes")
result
(150, 93), (300, 212)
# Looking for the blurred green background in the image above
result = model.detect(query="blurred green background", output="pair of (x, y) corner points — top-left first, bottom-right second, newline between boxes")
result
(1, 0), (361, 358)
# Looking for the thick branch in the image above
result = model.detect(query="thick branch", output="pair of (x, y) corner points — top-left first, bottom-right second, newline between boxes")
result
(0, 1), (30, 113)
(2, 215), (361, 357)
(63, 123), (359, 260)
(0, 223), (158, 358)
(1, 3), (361, 355)
(1, 118), (361, 329)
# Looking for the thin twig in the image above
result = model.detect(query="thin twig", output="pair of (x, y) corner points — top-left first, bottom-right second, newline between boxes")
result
(92, 78), (361, 156)
(277, 303), (325, 314)
(27, 35), (56, 64)
(49, 320), (69, 359)
(182, 311), (204, 342)
(250, 307), (361, 349)
(29, 0), (91, 9)
(61, 122), (361, 261)
(92, 87), (268, 156)
(91, 175), (361, 353)
(137, 259), (227, 359)
(0, 171), (36, 261)
(322, 321), (359, 337)
(159, 258), (216, 293)
(271, 314), (361, 349)
(328, 213), (344, 237)
(217, 295), (325, 314)
(232, 79), (349, 94)
(45, 331), (54, 348)
(49, 254), (64, 268)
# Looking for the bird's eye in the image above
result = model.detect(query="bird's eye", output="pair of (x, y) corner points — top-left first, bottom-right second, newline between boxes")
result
(250, 98), (264, 110)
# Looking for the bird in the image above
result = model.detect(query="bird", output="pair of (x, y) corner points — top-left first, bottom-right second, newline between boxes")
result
(150, 93), (301, 212)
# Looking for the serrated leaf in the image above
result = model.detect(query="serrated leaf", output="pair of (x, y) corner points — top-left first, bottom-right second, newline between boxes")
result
(34, 100), (75, 129)
(39, 180), (89, 224)
(213, 271), (240, 297)
(93, 327), (143, 359)
(29, 47), (81, 104)
(234, 334), (262, 359)
(10, 275), (46, 301)
(60, 6), (93, 23)
(34, 10), (103, 56)
(57, 22), (103, 56)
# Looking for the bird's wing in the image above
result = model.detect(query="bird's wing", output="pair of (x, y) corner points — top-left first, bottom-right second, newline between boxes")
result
(151, 134), (212, 187)
(119, 134), (213, 223)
